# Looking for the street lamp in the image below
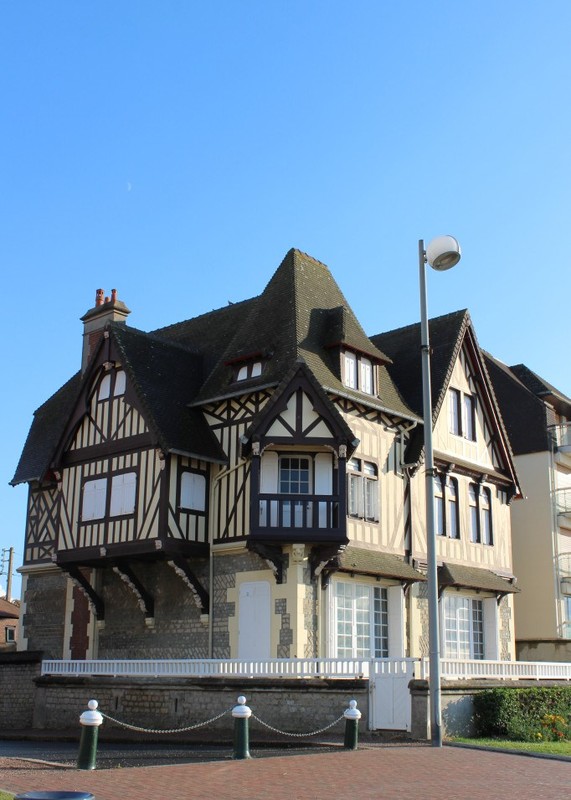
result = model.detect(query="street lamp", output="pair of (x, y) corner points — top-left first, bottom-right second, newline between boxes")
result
(419, 235), (461, 748)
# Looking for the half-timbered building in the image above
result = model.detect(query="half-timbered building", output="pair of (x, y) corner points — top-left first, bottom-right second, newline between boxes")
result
(12, 250), (520, 664)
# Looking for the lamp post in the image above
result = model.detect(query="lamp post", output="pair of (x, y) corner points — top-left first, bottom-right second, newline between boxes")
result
(419, 235), (461, 748)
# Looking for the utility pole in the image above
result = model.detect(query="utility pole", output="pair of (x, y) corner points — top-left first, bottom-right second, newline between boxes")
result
(1, 548), (14, 601)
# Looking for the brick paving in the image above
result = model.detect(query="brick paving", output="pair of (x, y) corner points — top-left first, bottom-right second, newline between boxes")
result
(0, 745), (569, 800)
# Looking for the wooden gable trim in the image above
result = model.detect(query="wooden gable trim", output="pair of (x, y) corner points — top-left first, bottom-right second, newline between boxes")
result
(51, 337), (158, 469)
(242, 364), (357, 455)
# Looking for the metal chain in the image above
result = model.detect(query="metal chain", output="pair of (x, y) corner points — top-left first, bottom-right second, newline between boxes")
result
(100, 707), (232, 735)
(251, 713), (345, 738)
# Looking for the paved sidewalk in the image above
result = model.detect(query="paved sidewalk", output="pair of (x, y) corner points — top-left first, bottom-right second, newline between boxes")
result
(0, 745), (569, 800)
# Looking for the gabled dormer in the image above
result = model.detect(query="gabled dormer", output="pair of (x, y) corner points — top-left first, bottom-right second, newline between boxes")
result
(242, 361), (358, 546)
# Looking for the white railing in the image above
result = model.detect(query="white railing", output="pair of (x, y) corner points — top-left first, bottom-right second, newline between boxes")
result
(40, 657), (371, 679)
(41, 656), (571, 681)
(420, 658), (571, 681)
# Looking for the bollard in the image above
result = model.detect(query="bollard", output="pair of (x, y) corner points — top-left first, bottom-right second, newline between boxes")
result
(77, 699), (103, 770)
(232, 695), (252, 759)
(343, 699), (362, 750)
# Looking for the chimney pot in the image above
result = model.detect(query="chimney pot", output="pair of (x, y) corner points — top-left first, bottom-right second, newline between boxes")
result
(96, 289), (105, 307)
(111, 289), (117, 303)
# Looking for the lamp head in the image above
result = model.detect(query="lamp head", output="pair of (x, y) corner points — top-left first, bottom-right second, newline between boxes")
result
(425, 235), (461, 271)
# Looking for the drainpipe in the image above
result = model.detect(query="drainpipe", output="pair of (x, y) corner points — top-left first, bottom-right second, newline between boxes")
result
(208, 459), (246, 657)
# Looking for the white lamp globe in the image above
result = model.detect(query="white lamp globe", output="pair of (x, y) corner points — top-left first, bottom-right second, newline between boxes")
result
(425, 235), (461, 271)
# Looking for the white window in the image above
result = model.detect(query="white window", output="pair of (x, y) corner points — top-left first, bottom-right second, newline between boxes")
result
(443, 595), (484, 659)
(348, 459), (379, 521)
(435, 475), (459, 539)
(110, 472), (137, 516)
(447, 478), (459, 539)
(5, 627), (16, 643)
(235, 361), (263, 381)
(434, 476), (444, 536)
(342, 350), (374, 395)
(180, 471), (207, 512)
(98, 374), (111, 401)
(481, 487), (493, 545)
(564, 598), (571, 638)
(81, 478), (107, 521)
(333, 581), (388, 658)
(344, 351), (357, 389)
(469, 484), (479, 543)
(449, 388), (477, 441)
(360, 358), (373, 395)
(114, 369), (126, 396)
(469, 483), (493, 545)
(449, 389), (461, 435)
(279, 456), (311, 528)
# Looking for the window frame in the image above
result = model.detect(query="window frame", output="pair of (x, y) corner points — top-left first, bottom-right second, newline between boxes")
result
(332, 580), (389, 658)
(442, 594), (484, 660)
(347, 458), (379, 522)
(469, 482), (494, 546)
(234, 360), (264, 382)
(5, 626), (16, 643)
(342, 350), (376, 396)
(179, 469), (208, 513)
(449, 387), (477, 441)
(109, 470), (138, 517)
(81, 477), (108, 522)
(434, 474), (459, 539)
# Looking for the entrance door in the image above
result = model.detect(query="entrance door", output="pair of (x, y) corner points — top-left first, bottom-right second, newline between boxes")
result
(238, 581), (271, 660)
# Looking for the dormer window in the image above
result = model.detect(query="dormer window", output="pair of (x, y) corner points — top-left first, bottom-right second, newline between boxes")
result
(235, 360), (263, 382)
(342, 350), (374, 395)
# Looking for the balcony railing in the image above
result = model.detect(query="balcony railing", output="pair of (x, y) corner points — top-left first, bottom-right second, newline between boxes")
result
(555, 488), (571, 517)
(551, 423), (571, 453)
(252, 493), (345, 539)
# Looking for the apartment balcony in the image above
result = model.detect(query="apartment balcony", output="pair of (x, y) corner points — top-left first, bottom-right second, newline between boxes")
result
(251, 493), (346, 543)
(551, 423), (571, 465)
(555, 488), (571, 529)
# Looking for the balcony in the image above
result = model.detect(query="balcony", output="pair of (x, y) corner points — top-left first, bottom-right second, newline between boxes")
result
(555, 488), (571, 519)
(251, 493), (346, 542)
(551, 423), (571, 455)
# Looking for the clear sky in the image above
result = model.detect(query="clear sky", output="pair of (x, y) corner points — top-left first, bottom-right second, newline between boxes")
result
(1, 1), (570, 599)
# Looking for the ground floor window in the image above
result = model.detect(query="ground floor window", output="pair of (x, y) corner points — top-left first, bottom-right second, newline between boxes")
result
(442, 594), (484, 659)
(333, 581), (388, 658)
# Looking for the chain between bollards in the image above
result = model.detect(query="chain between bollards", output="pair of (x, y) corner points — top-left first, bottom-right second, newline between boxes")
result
(77, 699), (103, 770)
(343, 699), (362, 750)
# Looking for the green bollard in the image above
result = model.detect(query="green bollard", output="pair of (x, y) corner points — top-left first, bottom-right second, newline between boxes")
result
(232, 695), (252, 759)
(77, 699), (103, 770)
(343, 699), (362, 750)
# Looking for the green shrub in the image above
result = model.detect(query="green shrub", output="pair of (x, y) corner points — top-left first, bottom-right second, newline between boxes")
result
(473, 686), (571, 741)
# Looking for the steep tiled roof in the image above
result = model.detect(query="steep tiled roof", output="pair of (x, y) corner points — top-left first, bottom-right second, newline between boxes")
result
(13, 248), (420, 486)
(190, 249), (417, 420)
(371, 309), (469, 419)
(509, 364), (571, 417)
(109, 324), (226, 462)
(483, 353), (550, 455)
(11, 373), (82, 485)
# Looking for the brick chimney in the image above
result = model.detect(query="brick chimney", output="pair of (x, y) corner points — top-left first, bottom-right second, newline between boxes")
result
(80, 288), (131, 373)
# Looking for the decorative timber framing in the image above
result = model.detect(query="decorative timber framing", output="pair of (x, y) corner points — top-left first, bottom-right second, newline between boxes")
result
(57, 562), (105, 621)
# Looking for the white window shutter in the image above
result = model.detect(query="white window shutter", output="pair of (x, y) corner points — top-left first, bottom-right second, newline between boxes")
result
(315, 453), (332, 528)
(387, 585), (405, 657)
(82, 478), (107, 521)
(483, 597), (499, 659)
(260, 451), (279, 527)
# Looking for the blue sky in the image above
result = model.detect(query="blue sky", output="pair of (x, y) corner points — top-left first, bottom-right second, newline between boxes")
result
(1, 1), (570, 598)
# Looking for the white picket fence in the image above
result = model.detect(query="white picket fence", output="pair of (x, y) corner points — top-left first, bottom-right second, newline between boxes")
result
(40, 656), (571, 731)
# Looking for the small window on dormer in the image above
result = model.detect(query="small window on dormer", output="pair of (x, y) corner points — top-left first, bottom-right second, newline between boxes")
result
(342, 350), (374, 395)
(235, 361), (263, 382)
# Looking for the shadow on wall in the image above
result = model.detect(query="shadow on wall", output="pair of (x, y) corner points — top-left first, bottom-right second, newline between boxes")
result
(442, 695), (476, 738)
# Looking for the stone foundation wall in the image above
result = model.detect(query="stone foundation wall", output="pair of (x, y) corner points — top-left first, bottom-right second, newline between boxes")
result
(0, 652), (42, 728)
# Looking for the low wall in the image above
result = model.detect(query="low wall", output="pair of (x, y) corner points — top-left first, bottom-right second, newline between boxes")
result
(516, 639), (571, 663)
(0, 662), (368, 740)
(410, 678), (571, 739)
(0, 651), (43, 728)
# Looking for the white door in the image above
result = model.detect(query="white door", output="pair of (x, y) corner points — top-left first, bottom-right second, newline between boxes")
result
(238, 581), (271, 659)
